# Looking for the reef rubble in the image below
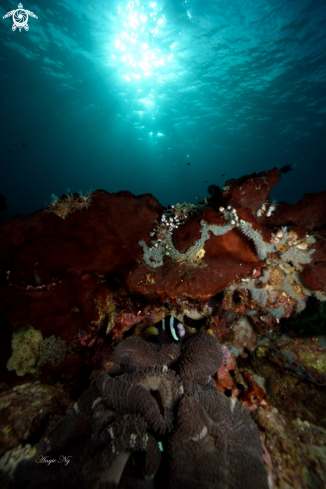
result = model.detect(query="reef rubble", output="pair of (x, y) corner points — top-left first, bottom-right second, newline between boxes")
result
(0, 168), (326, 487)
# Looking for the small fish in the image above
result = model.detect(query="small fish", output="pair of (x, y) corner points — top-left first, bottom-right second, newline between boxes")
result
(187, 162), (190, 166)
(279, 164), (294, 174)
(157, 316), (186, 343)
(221, 173), (225, 176)
(8, 150), (12, 153)
(22, 143), (26, 147)
(205, 180), (208, 183)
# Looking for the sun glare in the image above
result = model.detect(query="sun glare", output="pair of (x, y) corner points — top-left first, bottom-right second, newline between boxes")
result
(114, 1), (174, 84)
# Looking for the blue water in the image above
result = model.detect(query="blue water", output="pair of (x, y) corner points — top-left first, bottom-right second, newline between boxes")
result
(1, 0), (326, 219)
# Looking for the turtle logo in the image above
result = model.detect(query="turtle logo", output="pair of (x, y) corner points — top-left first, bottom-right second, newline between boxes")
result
(3, 3), (38, 32)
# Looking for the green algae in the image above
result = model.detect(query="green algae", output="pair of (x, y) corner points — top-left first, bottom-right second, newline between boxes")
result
(299, 351), (326, 374)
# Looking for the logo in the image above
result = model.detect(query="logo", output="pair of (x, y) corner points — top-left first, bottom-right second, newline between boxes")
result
(36, 455), (72, 467)
(3, 3), (38, 32)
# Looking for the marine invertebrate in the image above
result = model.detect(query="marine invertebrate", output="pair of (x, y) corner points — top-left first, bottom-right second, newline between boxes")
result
(266, 305), (285, 318)
(222, 308), (236, 323)
(168, 384), (269, 489)
(83, 413), (162, 484)
(313, 290), (326, 302)
(181, 300), (213, 320)
(281, 244), (315, 271)
(268, 336), (326, 386)
(238, 220), (275, 259)
(139, 200), (211, 268)
(6, 324), (43, 377)
(13, 332), (268, 489)
(240, 371), (270, 411)
(266, 202), (277, 217)
(178, 330), (224, 382)
(256, 201), (277, 218)
(215, 344), (240, 397)
(39, 335), (66, 366)
(0, 382), (70, 458)
(231, 316), (257, 358)
(140, 201), (283, 268)
(249, 284), (268, 307)
(199, 386), (268, 488)
(0, 443), (37, 485)
(139, 239), (164, 267)
(113, 336), (180, 372)
(97, 366), (183, 434)
(269, 266), (285, 290)
(220, 222), (319, 328)
(139, 220), (233, 268)
(16, 410), (161, 489)
(168, 395), (228, 488)
(45, 189), (93, 219)
(222, 205), (239, 225)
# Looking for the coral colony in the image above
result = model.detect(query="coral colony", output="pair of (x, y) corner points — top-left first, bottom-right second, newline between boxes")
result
(45, 189), (93, 219)
(1, 167), (326, 488)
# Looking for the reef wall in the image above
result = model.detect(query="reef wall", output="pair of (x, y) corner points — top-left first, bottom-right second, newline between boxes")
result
(1, 168), (326, 488)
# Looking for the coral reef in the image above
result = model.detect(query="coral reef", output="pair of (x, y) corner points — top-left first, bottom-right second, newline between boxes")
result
(268, 336), (326, 386)
(231, 316), (258, 358)
(251, 335), (326, 428)
(214, 344), (241, 396)
(254, 407), (326, 489)
(0, 382), (71, 457)
(1, 168), (326, 487)
(1, 169), (326, 384)
(13, 332), (268, 489)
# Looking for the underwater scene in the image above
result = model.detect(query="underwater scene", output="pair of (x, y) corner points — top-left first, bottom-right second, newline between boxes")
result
(0, 0), (326, 488)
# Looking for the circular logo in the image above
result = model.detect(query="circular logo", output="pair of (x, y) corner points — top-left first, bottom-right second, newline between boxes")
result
(13, 8), (28, 29)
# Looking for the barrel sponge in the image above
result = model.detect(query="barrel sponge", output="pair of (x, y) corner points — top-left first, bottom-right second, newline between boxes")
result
(6, 324), (43, 377)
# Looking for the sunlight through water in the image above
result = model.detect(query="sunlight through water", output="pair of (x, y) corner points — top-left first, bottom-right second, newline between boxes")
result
(112, 0), (175, 90)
